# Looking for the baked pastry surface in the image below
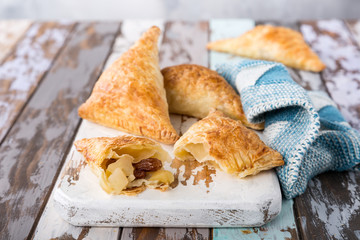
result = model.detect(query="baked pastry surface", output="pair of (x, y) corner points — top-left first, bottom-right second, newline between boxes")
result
(74, 135), (174, 195)
(174, 110), (284, 178)
(161, 64), (263, 130)
(78, 26), (179, 144)
(207, 25), (326, 72)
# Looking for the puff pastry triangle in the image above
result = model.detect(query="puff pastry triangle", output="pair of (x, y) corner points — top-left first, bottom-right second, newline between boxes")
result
(75, 136), (174, 195)
(78, 26), (179, 144)
(207, 25), (326, 72)
(161, 64), (263, 130)
(174, 110), (284, 178)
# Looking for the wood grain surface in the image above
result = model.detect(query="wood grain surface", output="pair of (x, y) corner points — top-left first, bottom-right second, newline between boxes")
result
(0, 22), (74, 144)
(294, 170), (360, 240)
(122, 20), (210, 240)
(0, 20), (32, 62)
(121, 227), (210, 240)
(33, 20), (167, 240)
(300, 19), (360, 130)
(213, 199), (298, 240)
(210, 19), (300, 240)
(1, 19), (360, 240)
(160, 21), (209, 68)
(346, 20), (360, 46)
(32, 20), (124, 238)
(0, 22), (119, 240)
(290, 19), (360, 240)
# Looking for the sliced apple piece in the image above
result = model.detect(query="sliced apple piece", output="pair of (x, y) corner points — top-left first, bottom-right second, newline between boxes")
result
(108, 168), (129, 193)
(107, 154), (134, 176)
(149, 169), (174, 185)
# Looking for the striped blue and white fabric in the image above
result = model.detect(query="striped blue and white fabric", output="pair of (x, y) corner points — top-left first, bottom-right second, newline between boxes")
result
(216, 60), (360, 199)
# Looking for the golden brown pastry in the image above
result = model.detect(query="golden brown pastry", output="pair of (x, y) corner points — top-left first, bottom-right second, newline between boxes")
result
(207, 25), (326, 72)
(78, 26), (179, 144)
(174, 110), (284, 178)
(161, 64), (263, 130)
(74, 136), (174, 195)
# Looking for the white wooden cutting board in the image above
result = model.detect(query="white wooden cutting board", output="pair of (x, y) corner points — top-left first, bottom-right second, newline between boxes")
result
(53, 116), (282, 227)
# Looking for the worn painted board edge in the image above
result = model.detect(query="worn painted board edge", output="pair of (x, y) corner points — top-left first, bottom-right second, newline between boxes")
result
(211, 19), (300, 240)
(300, 19), (360, 130)
(122, 20), (210, 239)
(54, 119), (281, 228)
(0, 22), (119, 240)
(0, 20), (32, 63)
(31, 22), (122, 240)
(159, 21), (209, 68)
(345, 20), (360, 47)
(52, 19), (280, 229)
(121, 227), (210, 240)
(213, 199), (297, 240)
(0, 21), (75, 144)
(292, 19), (360, 240)
(33, 20), (167, 240)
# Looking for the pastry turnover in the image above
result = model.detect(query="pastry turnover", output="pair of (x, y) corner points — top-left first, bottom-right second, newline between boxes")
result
(174, 110), (284, 178)
(207, 25), (326, 72)
(78, 26), (179, 144)
(74, 136), (174, 195)
(161, 64), (263, 130)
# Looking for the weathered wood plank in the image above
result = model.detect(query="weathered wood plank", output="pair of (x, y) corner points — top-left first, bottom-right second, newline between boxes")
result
(32, 20), (168, 240)
(300, 19), (360, 130)
(295, 170), (360, 240)
(32, 146), (121, 240)
(123, 20), (210, 239)
(159, 21), (208, 68)
(0, 20), (32, 62)
(291, 19), (360, 240)
(121, 227), (210, 240)
(0, 22), (119, 240)
(213, 199), (297, 240)
(346, 20), (360, 47)
(210, 19), (299, 240)
(0, 21), (74, 144)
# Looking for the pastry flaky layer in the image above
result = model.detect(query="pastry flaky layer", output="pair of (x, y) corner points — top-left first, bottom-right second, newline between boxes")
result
(74, 135), (174, 195)
(161, 64), (263, 130)
(78, 26), (179, 144)
(207, 25), (326, 72)
(174, 110), (284, 178)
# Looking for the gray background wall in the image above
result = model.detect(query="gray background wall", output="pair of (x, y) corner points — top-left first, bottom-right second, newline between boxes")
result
(0, 0), (359, 20)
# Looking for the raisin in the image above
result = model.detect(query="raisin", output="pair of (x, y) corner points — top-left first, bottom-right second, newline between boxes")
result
(132, 158), (162, 179)
(133, 158), (162, 172)
(133, 169), (146, 179)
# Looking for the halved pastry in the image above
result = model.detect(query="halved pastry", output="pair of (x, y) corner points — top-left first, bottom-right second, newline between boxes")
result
(174, 110), (284, 178)
(161, 64), (263, 130)
(74, 136), (174, 195)
(207, 25), (326, 72)
(78, 26), (179, 144)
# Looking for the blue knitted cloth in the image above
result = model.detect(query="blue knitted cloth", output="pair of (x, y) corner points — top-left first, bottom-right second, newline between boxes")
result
(216, 60), (360, 199)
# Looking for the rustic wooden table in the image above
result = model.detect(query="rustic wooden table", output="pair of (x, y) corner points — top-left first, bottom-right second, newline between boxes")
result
(0, 19), (359, 240)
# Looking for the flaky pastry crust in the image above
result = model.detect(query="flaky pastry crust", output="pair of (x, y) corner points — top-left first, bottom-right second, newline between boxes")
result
(74, 135), (173, 195)
(78, 26), (179, 144)
(207, 25), (326, 72)
(161, 64), (263, 130)
(174, 110), (284, 178)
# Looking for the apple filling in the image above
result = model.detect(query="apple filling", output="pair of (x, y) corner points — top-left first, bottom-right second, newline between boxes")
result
(175, 142), (220, 170)
(99, 154), (174, 194)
